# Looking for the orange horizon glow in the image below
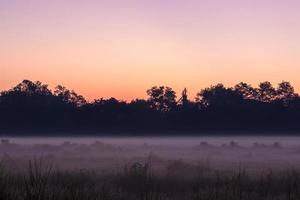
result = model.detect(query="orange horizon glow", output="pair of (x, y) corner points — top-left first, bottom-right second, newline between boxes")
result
(2, 1), (300, 101)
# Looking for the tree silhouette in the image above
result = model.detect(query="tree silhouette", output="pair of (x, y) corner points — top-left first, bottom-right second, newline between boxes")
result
(146, 86), (176, 112)
(1, 79), (300, 133)
(234, 82), (257, 100)
(276, 81), (296, 100)
(257, 82), (277, 102)
(13, 80), (52, 96)
(178, 88), (189, 107)
(54, 85), (86, 106)
(196, 84), (243, 108)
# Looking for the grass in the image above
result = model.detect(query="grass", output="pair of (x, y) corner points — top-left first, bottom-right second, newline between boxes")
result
(0, 159), (300, 200)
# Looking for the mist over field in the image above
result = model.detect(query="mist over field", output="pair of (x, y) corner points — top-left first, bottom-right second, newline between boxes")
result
(1, 136), (300, 173)
(2, 136), (300, 199)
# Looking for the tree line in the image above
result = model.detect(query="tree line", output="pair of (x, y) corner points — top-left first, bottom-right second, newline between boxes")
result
(1, 79), (300, 134)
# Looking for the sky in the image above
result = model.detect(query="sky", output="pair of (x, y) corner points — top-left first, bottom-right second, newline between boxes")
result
(1, 0), (300, 101)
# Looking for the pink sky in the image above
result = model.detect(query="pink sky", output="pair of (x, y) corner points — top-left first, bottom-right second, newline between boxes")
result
(1, 0), (300, 101)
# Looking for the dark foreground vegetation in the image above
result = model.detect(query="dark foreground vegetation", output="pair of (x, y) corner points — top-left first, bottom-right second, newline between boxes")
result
(1, 80), (300, 134)
(1, 160), (300, 200)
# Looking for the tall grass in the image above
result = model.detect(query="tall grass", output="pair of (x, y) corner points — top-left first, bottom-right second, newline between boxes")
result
(0, 159), (300, 200)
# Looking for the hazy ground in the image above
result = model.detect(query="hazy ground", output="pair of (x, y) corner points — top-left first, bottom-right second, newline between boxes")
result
(1, 136), (300, 173)
(1, 136), (300, 200)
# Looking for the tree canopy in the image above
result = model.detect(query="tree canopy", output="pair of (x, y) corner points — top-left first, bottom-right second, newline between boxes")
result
(1, 80), (300, 134)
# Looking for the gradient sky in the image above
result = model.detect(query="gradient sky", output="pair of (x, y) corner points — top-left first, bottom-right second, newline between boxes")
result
(1, 0), (300, 101)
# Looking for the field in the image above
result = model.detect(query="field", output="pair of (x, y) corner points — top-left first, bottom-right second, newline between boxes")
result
(1, 136), (300, 200)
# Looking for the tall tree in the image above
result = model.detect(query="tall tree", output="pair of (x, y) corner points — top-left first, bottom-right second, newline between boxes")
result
(178, 88), (189, 107)
(234, 82), (257, 100)
(257, 82), (277, 102)
(147, 86), (176, 112)
(196, 84), (243, 107)
(54, 85), (86, 106)
(276, 81), (296, 100)
(12, 80), (52, 96)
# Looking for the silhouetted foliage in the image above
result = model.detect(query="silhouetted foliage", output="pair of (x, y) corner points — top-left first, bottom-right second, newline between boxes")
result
(1, 79), (300, 134)
(196, 84), (243, 107)
(147, 86), (176, 112)
(54, 85), (86, 106)
(234, 82), (257, 100)
(257, 81), (277, 102)
(178, 88), (187, 104)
